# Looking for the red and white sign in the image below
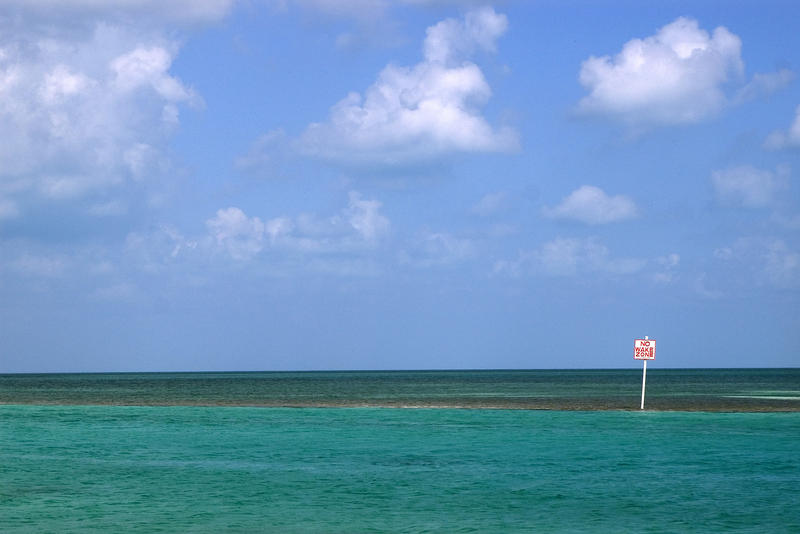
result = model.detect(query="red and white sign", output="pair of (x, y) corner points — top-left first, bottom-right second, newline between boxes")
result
(634, 338), (656, 360)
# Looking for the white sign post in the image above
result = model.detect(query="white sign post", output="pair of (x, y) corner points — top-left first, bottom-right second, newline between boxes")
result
(634, 337), (656, 410)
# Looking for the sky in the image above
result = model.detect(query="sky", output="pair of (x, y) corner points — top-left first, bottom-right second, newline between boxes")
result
(1, 0), (799, 372)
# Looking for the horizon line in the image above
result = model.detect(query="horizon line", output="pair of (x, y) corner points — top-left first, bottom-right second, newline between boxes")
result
(2, 366), (798, 376)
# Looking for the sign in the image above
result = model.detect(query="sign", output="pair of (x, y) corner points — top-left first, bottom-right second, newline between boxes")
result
(634, 338), (656, 360)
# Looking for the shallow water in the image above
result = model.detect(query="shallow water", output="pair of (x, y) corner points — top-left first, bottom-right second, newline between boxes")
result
(2, 370), (799, 532)
(1, 406), (798, 533)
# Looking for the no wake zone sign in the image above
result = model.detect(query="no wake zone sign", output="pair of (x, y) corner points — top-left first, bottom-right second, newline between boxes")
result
(634, 338), (656, 360)
(634, 337), (655, 410)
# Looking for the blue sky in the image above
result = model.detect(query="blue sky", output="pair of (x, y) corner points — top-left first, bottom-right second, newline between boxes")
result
(1, 1), (799, 372)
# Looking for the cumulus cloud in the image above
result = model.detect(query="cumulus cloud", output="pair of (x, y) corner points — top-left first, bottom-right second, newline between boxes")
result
(764, 105), (800, 150)
(203, 192), (389, 261)
(345, 191), (390, 241)
(422, 5), (508, 64)
(711, 165), (787, 208)
(493, 237), (646, 277)
(543, 185), (638, 225)
(577, 17), (744, 127)
(296, 7), (517, 166)
(0, 21), (199, 220)
(111, 46), (195, 102)
(206, 207), (267, 261)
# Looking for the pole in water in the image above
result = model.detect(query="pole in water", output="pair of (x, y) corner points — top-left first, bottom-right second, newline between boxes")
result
(634, 335), (655, 410)
(640, 336), (648, 410)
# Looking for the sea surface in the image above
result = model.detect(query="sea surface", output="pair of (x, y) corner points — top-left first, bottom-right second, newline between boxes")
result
(1, 369), (799, 532)
(2, 368), (799, 411)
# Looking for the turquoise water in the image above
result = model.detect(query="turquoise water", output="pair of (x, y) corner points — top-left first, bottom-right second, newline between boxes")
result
(2, 370), (799, 532)
(2, 406), (799, 532)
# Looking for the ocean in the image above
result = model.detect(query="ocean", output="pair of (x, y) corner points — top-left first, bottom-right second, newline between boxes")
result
(1, 369), (799, 532)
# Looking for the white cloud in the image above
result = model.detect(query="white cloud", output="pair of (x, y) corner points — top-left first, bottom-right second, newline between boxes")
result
(111, 46), (197, 103)
(345, 191), (390, 241)
(577, 17), (743, 127)
(538, 238), (644, 276)
(422, 5), (508, 64)
(265, 217), (293, 243)
(123, 143), (166, 181)
(765, 104), (800, 150)
(202, 192), (389, 262)
(39, 65), (91, 104)
(206, 207), (267, 261)
(274, 192), (390, 253)
(0, 23), (198, 218)
(297, 7), (517, 166)
(493, 237), (646, 278)
(711, 165), (787, 208)
(0, 0), (209, 226)
(733, 69), (794, 104)
(543, 185), (637, 225)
